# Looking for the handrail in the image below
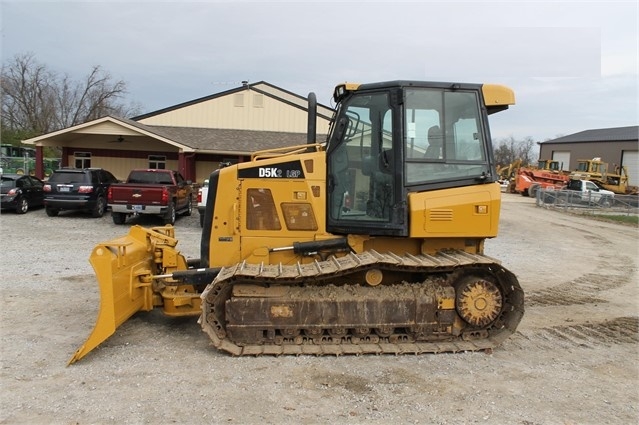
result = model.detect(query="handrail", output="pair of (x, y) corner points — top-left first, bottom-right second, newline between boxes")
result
(251, 144), (325, 161)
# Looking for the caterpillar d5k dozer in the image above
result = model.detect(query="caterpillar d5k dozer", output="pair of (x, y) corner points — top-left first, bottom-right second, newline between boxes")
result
(69, 80), (524, 364)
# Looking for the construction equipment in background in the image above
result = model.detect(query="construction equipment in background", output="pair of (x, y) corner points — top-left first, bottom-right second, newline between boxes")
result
(497, 159), (522, 180)
(496, 159), (521, 192)
(570, 158), (637, 195)
(513, 159), (571, 197)
(69, 80), (524, 364)
(536, 159), (564, 172)
(0, 144), (61, 177)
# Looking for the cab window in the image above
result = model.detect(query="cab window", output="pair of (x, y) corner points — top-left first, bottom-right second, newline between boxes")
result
(404, 89), (488, 185)
(327, 92), (395, 222)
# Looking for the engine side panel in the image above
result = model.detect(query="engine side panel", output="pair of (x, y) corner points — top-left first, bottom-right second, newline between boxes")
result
(408, 183), (501, 238)
(206, 151), (333, 268)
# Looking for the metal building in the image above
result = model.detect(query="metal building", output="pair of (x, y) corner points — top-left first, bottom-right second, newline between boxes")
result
(538, 126), (639, 186)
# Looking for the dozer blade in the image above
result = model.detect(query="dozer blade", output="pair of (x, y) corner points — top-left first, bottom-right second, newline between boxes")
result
(68, 226), (157, 365)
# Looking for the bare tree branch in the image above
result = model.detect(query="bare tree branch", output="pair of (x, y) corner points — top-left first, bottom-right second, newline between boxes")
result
(493, 136), (539, 168)
(1, 53), (139, 137)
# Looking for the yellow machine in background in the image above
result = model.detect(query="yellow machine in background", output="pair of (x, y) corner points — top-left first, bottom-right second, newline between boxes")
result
(571, 157), (636, 195)
(70, 80), (524, 364)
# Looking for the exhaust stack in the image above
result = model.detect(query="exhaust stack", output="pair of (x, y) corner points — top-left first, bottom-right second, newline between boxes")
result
(307, 92), (317, 144)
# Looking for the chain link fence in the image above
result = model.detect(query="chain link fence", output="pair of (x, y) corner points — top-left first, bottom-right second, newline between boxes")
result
(535, 187), (639, 215)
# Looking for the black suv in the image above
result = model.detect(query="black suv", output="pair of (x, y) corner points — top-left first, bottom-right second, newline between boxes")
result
(43, 168), (119, 218)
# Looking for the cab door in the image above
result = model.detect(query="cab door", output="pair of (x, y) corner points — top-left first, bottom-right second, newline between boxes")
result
(326, 89), (406, 237)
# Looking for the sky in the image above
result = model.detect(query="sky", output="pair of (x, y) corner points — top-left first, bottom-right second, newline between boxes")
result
(1, 0), (637, 143)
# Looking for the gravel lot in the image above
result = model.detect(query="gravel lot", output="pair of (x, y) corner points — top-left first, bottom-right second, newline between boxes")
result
(1, 195), (637, 425)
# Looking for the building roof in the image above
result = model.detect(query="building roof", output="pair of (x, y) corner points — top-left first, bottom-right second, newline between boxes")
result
(23, 114), (328, 155)
(115, 116), (326, 153)
(147, 125), (327, 154)
(22, 115), (193, 151)
(133, 80), (334, 122)
(541, 126), (639, 144)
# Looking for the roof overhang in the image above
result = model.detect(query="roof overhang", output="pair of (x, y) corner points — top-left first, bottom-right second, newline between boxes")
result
(22, 116), (195, 152)
(197, 149), (253, 156)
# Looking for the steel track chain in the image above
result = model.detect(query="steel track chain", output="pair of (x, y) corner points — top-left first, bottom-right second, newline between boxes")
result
(200, 249), (524, 356)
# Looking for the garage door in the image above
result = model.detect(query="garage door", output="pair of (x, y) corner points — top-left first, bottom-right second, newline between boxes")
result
(552, 151), (571, 171)
(622, 151), (638, 186)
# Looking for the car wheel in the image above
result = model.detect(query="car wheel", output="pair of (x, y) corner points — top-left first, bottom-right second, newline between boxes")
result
(599, 196), (612, 208)
(16, 197), (29, 214)
(184, 197), (193, 216)
(163, 202), (176, 225)
(45, 207), (59, 217)
(112, 212), (126, 225)
(92, 196), (106, 218)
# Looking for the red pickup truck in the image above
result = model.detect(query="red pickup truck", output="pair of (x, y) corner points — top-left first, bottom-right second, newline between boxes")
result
(108, 169), (194, 225)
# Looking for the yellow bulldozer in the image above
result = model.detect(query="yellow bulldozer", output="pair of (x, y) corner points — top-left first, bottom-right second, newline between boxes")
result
(571, 158), (636, 195)
(69, 80), (525, 364)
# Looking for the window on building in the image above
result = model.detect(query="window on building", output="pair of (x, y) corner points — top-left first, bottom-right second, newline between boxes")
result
(74, 152), (91, 168)
(148, 155), (166, 169)
(234, 93), (245, 107)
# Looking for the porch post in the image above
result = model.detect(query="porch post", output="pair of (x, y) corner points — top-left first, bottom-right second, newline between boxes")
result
(35, 146), (44, 179)
(178, 151), (187, 179)
(61, 147), (70, 167)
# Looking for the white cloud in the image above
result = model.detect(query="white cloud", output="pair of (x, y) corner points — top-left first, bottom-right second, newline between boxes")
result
(1, 0), (637, 141)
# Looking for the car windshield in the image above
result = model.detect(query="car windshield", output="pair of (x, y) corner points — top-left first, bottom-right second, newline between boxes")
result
(0, 177), (17, 188)
(49, 172), (86, 183)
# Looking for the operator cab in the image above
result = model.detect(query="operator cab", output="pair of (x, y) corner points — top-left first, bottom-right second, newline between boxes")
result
(326, 81), (511, 237)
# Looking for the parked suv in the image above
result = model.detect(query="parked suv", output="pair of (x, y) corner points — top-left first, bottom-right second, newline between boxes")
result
(43, 168), (119, 217)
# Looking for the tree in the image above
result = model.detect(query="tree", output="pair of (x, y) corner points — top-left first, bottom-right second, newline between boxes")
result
(1, 53), (140, 141)
(493, 136), (538, 167)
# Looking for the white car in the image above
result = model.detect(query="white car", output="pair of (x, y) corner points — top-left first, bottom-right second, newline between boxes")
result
(197, 179), (208, 227)
(565, 179), (615, 207)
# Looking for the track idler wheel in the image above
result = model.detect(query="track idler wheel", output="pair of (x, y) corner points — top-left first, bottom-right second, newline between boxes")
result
(455, 276), (503, 327)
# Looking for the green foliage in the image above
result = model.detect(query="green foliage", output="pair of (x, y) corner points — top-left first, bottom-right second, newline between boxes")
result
(0, 128), (38, 145)
(592, 214), (639, 226)
(1, 127), (60, 158)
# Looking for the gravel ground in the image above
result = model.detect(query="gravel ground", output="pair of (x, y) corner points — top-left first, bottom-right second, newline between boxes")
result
(0, 195), (637, 425)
